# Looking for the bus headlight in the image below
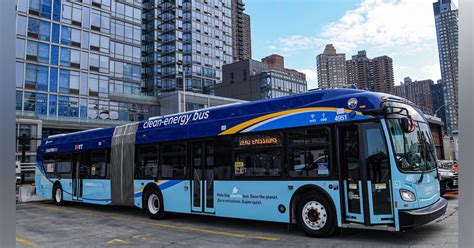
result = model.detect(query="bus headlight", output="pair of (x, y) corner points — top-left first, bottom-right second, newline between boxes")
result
(400, 189), (416, 202)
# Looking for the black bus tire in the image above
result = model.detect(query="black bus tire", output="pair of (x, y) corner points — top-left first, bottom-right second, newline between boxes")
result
(52, 184), (64, 206)
(144, 188), (166, 220)
(296, 192), (337, 238)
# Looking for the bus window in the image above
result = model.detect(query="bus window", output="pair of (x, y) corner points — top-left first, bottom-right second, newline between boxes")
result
(235, 150), (282, 177)
(160, 143), (186, 179)
(43, 154), (56, 177)
(90, 150), (109, 179)
(234, 133), (283, 177)
(56, 153), (72, 178)
(135, 144), (159, 179)
(287, 128), (331, 177)
(214, 137), (232, 180)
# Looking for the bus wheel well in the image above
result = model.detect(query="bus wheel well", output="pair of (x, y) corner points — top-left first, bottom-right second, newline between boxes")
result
(142, 183), (162, 208)
(52, 181), (62, 195)
(289, 185), (334, 224)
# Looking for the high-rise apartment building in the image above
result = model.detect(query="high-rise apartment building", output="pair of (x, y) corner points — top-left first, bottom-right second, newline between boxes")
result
(346, 51), (394, 93)
(16, 0), (159, 136)
(371, 55), (394, 93)
(316, 44), (347, 89)
(392, 77), (434, 114)
(431, 80), (447, 129)
(143, 0), (234, 95)
(433, 0), (458, 133)
(346, 50), (370, 90)
(231, 0), (251, 61)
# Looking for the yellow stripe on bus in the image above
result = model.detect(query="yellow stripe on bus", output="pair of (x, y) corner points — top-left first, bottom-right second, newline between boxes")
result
(219, 107), (361, 135)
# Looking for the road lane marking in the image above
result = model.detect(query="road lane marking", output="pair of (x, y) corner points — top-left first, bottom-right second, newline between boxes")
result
(16, 236), (39, 248)
(138, 220), (280, 241)
(28, 203), (280, 241)
(106, 239), (129, 245)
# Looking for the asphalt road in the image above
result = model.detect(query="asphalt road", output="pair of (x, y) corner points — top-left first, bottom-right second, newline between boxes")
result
(16, 194), (458, 247)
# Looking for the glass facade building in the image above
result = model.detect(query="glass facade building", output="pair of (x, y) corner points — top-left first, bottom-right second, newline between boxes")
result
(16, 0), (159, 135)
(433, 0), (458, 134)
(259, 71), (307, 99)
(143, 0), (233, 95)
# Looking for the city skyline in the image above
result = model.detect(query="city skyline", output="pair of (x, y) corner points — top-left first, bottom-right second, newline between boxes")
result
(247, 0), (459, 89)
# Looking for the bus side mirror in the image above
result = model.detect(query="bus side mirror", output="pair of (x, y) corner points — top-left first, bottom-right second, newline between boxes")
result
(400, 118), (415, 133)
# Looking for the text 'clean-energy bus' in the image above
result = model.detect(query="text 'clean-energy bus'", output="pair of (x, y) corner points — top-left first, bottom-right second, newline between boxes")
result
(35, 89), (447, 237)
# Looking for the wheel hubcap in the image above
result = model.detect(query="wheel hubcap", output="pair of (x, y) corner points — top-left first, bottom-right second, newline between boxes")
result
(55, 188), (61, 203)
(148, 194), (160, 214)
(302, 201), (327, 230)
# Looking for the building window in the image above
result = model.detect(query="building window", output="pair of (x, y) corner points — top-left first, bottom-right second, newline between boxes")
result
(29, 0), (52, 19)
(52, 23), (60, 43)
(88, 74), (99, 96)
(25, 64), (48, 91)
(58, 96), (78, 117)
(49, 67), (58, 92)
(16, 15), (27, 36)
(59, 69), (69, 93)
(16, 62), (24, 88)
(27, 18), (50, 41)
(26, 40), (49, 63)
(50, 45), (59, 65)
(23, 92), (36, 112)
(49, 95), (57, 116)
(16, 91), (23, 111)
(60, 48), (70, 67)
(36, 93), (47, 115)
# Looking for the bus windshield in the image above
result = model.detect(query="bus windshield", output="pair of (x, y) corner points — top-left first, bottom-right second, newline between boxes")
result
(385, 103), (437, 173)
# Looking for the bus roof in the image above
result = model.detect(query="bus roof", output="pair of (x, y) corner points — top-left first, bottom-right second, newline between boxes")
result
(38, 89), (410, 156)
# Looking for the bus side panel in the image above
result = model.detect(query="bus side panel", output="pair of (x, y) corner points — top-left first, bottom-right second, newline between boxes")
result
(160, 180), (190, 213)
(60, 179), (73, 201)
(35, 163), (54, 200)
(214, 181), (341, 225)
(82, 179), (112, 205)
(133, 180), (191, 214)
(35, 170), (52, 200)
(133, 180), (154, 208)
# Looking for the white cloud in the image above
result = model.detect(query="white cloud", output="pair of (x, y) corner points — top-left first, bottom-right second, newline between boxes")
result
(297, 69), (318, 90)
(266, 0), (447, 83)
(319, 0), (437, 53)
(410, 63), (441, 83)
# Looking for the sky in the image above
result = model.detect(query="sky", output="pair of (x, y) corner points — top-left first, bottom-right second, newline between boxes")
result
(246, 0), (458, 90)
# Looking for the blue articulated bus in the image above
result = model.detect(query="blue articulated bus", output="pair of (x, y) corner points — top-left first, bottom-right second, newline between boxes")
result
(35, 89), (447, 237)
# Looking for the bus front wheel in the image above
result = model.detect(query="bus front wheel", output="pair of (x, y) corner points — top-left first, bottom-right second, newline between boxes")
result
(296, 193), (337, 238)
(52, 184), (64, 206)
(144, 188), (165, 220)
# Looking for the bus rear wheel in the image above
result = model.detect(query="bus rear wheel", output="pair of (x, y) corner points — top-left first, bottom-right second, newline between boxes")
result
(296, 193), (337, 238)
(52, 184), (64, 206)
(144, 188), (165, 220)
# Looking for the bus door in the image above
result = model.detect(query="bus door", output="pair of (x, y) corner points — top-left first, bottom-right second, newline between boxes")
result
(339, 123), (394, 226)
(72, 153), (83, 201)
(191, 141), (215, 214)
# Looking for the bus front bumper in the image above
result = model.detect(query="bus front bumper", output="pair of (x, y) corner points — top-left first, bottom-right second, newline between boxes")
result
(399, 198), (448, 229)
